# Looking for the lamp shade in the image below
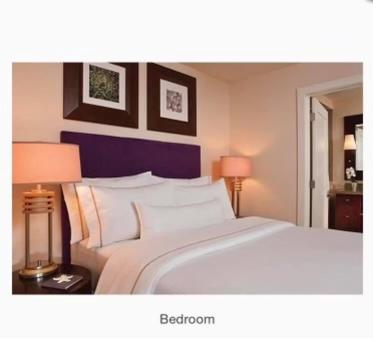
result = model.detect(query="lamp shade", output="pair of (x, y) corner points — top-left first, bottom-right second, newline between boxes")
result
(344, 134), (356, 150)
(220, 156), (251, 178)
(13, 142), (82, 184)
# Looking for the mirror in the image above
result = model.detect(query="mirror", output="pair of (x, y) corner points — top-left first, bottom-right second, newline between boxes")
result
(344, 114), (363, 180)
(355, 124), (363, 171)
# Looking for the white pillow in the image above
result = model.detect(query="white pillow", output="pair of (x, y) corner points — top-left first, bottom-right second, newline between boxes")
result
(62, 171), (155, 243)
(174, 178), (235, 220)
(151, 175), (211, 186)
(82, 171), (152, 183)
(136, 199), (225, 236)
(87, 183), (174, 248)
(62, 183), (83, 242)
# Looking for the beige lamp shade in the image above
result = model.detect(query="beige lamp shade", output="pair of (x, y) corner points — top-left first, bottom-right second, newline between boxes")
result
(220, 156), (251, 178)
(344, 134), (356, 150)
(13, 142), (82, 184)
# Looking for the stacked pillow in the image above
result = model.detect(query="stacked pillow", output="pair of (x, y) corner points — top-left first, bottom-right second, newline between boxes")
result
(173, 179), (235, 220)
(85, 182), (174, 248)
(149, 175), (211, 186)
(62, 173), (235, 249)
(62, 171), (156, 243)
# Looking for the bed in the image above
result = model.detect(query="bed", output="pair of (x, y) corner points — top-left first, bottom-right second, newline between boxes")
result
(61, 131), (362, 294)
(70, 238), (130, 287)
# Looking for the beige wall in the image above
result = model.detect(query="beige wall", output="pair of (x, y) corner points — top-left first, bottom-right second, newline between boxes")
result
(328, 87), (363, 186)
(229, 63), (362, 223)
(13, 62), (364, 267)
(12, 63), (231, 267)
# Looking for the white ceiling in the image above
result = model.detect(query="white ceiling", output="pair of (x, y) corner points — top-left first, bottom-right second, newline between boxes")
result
(184, 63), (296, 82)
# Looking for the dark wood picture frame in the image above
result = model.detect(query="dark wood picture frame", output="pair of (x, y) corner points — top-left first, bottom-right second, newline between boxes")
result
(147, 63), (197, 136)
(344, 114), (363, 181)
(63, 63), (139, 128)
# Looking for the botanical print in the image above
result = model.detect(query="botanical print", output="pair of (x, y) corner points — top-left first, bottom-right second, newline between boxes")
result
(64, 62), (138, 128)
(166, 89), (182, 113)
(160, 79), (188, 122)
(89, 65), (120, 103)
(82, 63), (126, 111)
(147, 63), (196, 135)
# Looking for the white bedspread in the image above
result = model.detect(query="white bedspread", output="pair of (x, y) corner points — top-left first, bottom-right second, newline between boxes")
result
(95, 217), (362, 294)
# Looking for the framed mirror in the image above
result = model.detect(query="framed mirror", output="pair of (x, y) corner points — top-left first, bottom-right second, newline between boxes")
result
(344, 114), (363, 180)
(355, 124), (363, 171)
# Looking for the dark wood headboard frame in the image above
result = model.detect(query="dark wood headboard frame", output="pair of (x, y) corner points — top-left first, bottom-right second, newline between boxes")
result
(60, 131), (201, 265)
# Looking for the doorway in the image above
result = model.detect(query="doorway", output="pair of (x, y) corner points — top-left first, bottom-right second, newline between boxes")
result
(296, 75), (363, 228)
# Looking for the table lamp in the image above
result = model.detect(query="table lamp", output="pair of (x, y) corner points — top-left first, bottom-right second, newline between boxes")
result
(13, 142), (81, 278)
(220, 155), (251, 217)
(344, 134), (356, 150)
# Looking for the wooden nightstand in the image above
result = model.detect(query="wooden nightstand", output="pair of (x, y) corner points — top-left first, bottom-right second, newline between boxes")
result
(13, 264), (92, 295)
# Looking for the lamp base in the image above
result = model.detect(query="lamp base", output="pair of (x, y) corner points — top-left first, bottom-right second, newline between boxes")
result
(21, 187), (57, 279)
(231, 177), (242, 218)
(19, 261), (58, 279)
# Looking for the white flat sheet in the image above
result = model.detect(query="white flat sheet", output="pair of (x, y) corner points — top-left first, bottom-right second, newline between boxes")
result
(95, 217), (362, 294)
(71, 238), (132, 287)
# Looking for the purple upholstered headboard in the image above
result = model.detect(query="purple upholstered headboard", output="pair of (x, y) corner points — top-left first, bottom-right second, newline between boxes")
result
(60, 130), (201, 264)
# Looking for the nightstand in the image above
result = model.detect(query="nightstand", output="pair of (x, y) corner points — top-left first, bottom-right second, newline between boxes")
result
(13, 264), (92, 295)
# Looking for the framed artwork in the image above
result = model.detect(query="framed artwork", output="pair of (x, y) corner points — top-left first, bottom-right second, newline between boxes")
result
(147, 63), (196, 136)
(63, 62), (138, 128)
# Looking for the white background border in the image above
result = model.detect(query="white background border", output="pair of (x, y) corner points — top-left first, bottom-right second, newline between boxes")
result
(1, 0), (372, 337)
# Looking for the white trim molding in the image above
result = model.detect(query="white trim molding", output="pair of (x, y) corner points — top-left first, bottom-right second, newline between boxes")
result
(296, 75), (363, 228)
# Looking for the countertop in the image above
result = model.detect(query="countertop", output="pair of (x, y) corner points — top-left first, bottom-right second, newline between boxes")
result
(331, 183), (363, 196)
(333, 189), (363, 196)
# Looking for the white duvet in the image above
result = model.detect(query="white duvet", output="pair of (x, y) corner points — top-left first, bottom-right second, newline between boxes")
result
(95, 217), (362, 294)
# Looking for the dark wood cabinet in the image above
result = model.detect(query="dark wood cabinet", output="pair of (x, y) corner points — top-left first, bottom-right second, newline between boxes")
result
(331, 193), (363, 233)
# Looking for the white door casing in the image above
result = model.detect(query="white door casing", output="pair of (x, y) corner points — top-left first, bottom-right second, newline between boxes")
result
(296, 75), (362, 227)
(311, 98), (329, 228)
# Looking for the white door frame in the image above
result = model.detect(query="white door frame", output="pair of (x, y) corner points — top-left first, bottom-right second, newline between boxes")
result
(296, 75), (363, 228)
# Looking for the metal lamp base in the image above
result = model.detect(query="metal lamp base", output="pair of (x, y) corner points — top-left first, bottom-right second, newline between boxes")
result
(19, 261), (58, 279)
(231, 177), (242, 217)
(21, 187), (57, 279)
